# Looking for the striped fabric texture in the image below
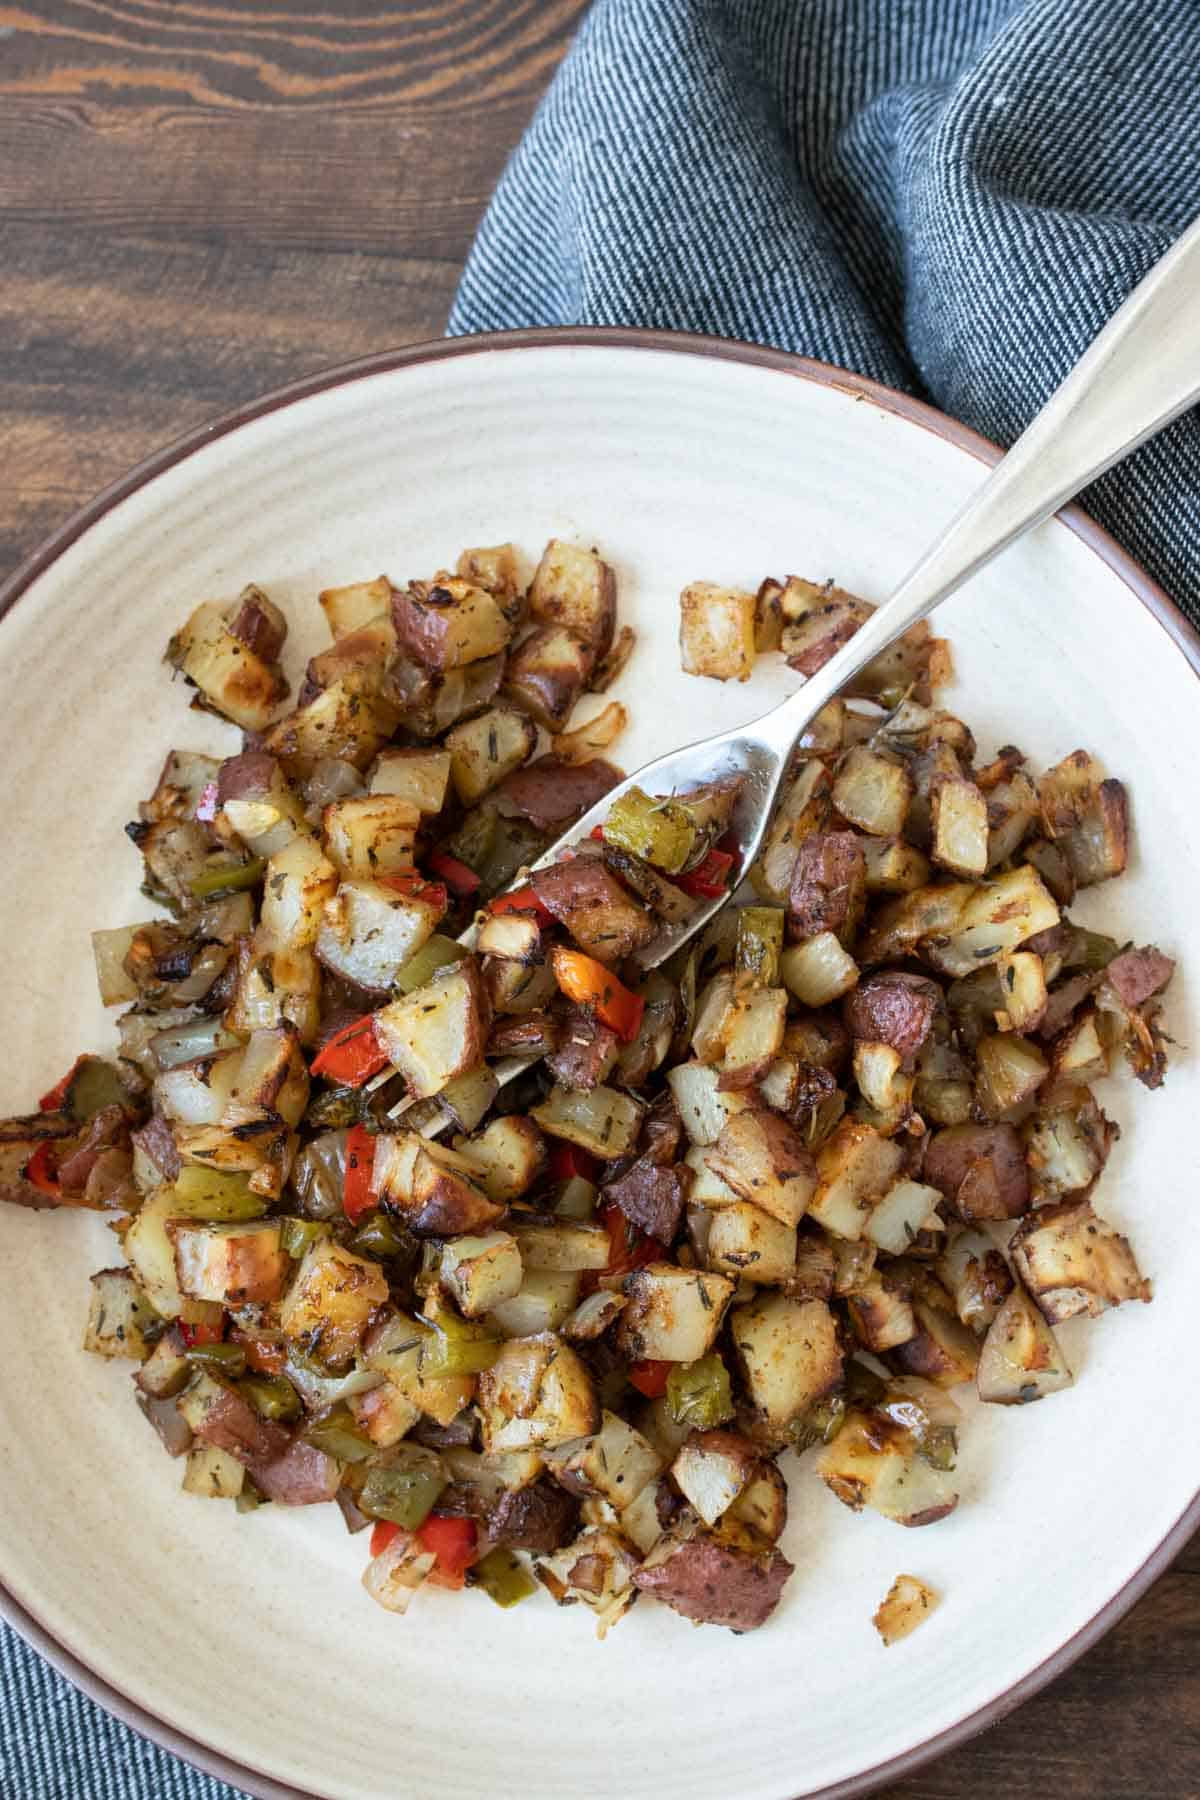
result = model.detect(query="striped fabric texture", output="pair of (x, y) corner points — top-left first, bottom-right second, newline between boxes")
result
(4, 2), (1198, 1797)
(451, 0), (1200, 623)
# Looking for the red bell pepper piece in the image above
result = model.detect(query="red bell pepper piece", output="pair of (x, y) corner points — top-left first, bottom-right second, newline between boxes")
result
(39, 1058), (84, 1113)
(589, 825), (606, 841)
(675, 847), (734, 899)
(343, 1123), (378, 1224)
(426, 851), (481, 899)
(550, 946), (645, 1044)
(597, 1201), (662, 1281)
(489, 885), (555, 928)
(379, 872), (449, 916)
(628, 1359), (672, 1399)
(180, 1313), (226, 1349)
(549, 1142), (599, 1184)
(232, 1330), (286, 1376)
(417, 1514), (478, 1589)
(370, 1520), (401, 1558)
(310, 1015), (389, 1088)
(24, 1142), (62, 1197)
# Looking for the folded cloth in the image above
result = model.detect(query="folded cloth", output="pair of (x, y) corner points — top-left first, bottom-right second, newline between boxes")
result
(450, 0), (1200, 624)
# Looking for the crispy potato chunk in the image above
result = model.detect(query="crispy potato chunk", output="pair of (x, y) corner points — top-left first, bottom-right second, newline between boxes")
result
(1009, 1199), (1151, 1323)
(679, 582), (758, 682)
(873, 1573), (940, 1645)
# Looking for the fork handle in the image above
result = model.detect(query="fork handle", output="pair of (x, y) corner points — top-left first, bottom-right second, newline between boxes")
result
(757, 209), (1200, 742)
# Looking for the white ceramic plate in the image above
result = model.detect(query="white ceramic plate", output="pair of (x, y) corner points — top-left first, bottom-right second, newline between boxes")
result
(1, 332), (1197, 1800)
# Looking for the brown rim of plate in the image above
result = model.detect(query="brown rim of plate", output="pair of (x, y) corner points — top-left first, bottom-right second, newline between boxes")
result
(0, 326), (1197, 1800)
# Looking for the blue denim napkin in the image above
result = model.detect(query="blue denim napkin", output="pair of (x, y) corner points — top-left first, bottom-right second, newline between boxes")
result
(6, 1), (1199, 1796)
(451, 0), (1200, 623)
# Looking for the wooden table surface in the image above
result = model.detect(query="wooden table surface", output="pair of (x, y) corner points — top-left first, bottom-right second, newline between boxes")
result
(2, 4), (1197, 1796)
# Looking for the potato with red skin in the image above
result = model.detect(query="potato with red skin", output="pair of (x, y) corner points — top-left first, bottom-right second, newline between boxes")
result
(228, 585), (288, 663)
(487, 1479), (581, 1554)
(845, 972), (941, 1067)
(189, 1382), (291, 1467)
(391, 578), (512, 671)
(633, 1529), (793, 1631)
(531, 859), (655, 964)
(604, 1158), (693, 1244)
(1103, 946), (1175, 1009)
(546, 1007), (622, 1091)
(252, 1439), (342, 1507)
(922, 1122), (1030, 1222)
(503, 626), (595, 731)
(493, 756), (621, 833)
(788, 832), (867, 944)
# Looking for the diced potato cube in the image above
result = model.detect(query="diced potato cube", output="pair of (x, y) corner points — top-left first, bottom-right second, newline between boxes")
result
(502, 625), (593, 731)
(977, 1285), (1073, 1404)
(930, 777), (988, 877)
(706, 1203), (798, 1285)
(279, 1239), (389, 1369)
(319, 575), (392, 639)
(166, 600), (286, 733)
(671, 1429), (760, 1526)
(169, 1219), (288, 1307)
(363, 1312), (475, 1427)
(455, 1115), (546, 1204)
(865, 1179), (943, 1255)
(844, 1270), (917, 1352)
(705, 1110), (817, 1229)
(82, 1268), (161, 1360)
(809, 1120), (906, 1240)
(393, 576), (513, 670)
(478, 1333), (598, 1452)
(445, 706), (538, 805)
(529, 539), (616, 654)
(923, 864), (1060, 978)
(816, 1411), (957, 1525)
(551, 1410), (663, 1509)
(731, 1293), (842, 1428)
(373, 963), (489, 1098)
(679, 581), (757, 682)
(682, 1143), (742, 1207)
(616, 1263), (736, 1362)
(315, 880), (443, 993)
(749, 760), (832, 904)
(182, 1443), (246, 1500)
(862, 836), (931, 894)
(1009, 1200), (1150, 1323)
(369, 748), (452, 815)
(832, 747), (912, 837)
(373, 1133), (503, 1237)
(440, 1232), (524, 1319)
(530, 1083), (644, 1159)
(721, 989), (788, 1086)
(321, 796), (419, 880)
(259, 837), (339, 951)
(511, 1218), (611, 1272)
(263, 676), (399, 780)
(351, 1379), (422, 1449)
(666, 1062), (750, 1146)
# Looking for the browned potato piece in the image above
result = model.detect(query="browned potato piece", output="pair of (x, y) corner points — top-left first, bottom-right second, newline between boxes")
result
(169, 1219), (288, 1307)
(616, 1264), (735, 1362)
(862, 836), (932, 894)
(930, 776), (989, 877)
(321, 795), (419, 879)
(484, 956), (560, 1017)
(705, 1110), (817, 1229)
(1038, 750), (1129, 886)
(809, 1120), (906, 1240)
(1009, 1199), (1151, 1323)
(263, 677), (400, 780)
(305, 617), (397, 698)
(679, 582), (757, 682)
(531, 858), (655, 964)
(373, 1133), (505, 1236)
(370, 748), (452, 815)
(373, 962), (490, 1098)
(788, 832), (867, 945)
(166, 599), (288, 733)
(845, 1269), (917, 1352)
(832, 747), (913, 838)
(319, 575), (392, 639)
(977, 1285), (1073, 1404)
(749, 759), (832, 904)
(816, 1410), (958, 1526)
(890, 1283), (981, 1388)
(392, 576), (512, 670)
(494, 754), (621, 834)
(604, 1157), (692, 1244)
(779, 577), (872, 677)
(529, 540), (617, 657)
(445, 706), (538, 806)
(706, 1202), (797, 1284)
(479, 1333), (598, 1452)
(731, 1293), (842, 1428)
(986, 770), (1040, 868)
(873, 1573), (940, 1645)
(315, 881), (444, 995)
(278, 1239), (389, 1369)
(503, 625), (595, 730)
(455, 1115), (546, 1204)
(939, 1228), (1013, 1331)
(456, 543), (523, 617)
